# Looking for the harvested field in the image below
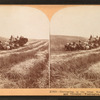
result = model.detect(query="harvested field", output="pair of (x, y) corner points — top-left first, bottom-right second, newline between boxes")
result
(0, 39), (49, 88)
(50, 35), (100, 88)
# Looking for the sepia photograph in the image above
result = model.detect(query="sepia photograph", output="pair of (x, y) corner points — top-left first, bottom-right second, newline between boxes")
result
(1, 4), (100, 96)
(0, 5), (49, 88)
(50, 5), (100, 88)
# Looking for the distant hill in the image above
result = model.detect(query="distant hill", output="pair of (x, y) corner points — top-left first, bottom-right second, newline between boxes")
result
(50, 35), (88, 52)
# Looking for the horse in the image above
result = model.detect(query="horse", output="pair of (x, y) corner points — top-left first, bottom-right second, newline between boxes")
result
(2, 45), (10, 50)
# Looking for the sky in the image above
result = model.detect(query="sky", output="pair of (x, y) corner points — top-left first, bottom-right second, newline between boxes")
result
(0, 5), (100, 39)
(50, 5), (100, 38)
(0, 6), (49, 39)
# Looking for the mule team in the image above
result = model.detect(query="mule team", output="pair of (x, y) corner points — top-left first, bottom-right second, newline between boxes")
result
(0, 35), (28, 50)
(65, 35), (100, 51)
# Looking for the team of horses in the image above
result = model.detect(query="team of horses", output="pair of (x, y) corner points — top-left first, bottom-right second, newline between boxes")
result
(65, 36), (100, 51)
(0, 36), (28, 50)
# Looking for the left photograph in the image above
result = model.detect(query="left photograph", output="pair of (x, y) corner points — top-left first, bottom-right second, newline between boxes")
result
(0, 5), (49, 88)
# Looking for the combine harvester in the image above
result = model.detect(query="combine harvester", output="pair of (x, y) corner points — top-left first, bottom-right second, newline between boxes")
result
(0, 35), (28, 50)
(65, 35), (100, 51)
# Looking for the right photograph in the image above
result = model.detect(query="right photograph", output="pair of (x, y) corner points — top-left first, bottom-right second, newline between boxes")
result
(50, 5), (100, 88)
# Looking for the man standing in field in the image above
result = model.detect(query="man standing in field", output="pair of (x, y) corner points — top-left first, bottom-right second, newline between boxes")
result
(0, 41), (3, 50)
(9, 35), (15, 43)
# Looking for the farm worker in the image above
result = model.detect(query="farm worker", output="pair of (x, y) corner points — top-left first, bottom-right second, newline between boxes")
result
(16, 36), (20, 41)
(98, 37), (100, 45)
(96, 36), (99, 41)
(78, 40), (82, 49)
(79, 40), (82, 45)
(0, 41), (2, 44)
(0, 41), (2, 46)
(9, 35), (15, 43)
(0, 41), (3, 49)
(73, 42), (77, 47)
(89, 35), (92, 40)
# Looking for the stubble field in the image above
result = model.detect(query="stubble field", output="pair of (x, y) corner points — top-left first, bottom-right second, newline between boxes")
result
(0, 39), (49, 88)
(50, 35), (100, 88)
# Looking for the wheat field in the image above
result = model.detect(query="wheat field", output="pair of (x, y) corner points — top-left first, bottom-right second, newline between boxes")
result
(50, 35), (100, 88)
(0, 39), (49, 88)
(1, 35), (100, 88)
